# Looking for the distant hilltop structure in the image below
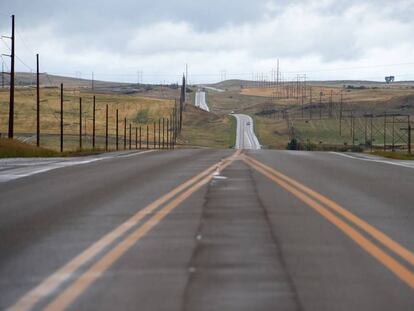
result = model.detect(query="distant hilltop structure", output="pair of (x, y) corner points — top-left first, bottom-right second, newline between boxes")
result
(385, 76), (395, 84)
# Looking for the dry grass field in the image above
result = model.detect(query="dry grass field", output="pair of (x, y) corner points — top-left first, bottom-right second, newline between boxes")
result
(240, 84), (414, 107)
(0, 87), (175, 151)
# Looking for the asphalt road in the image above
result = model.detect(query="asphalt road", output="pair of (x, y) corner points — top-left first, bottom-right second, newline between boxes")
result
(233, 113), (261, 150)
(195, 91), (210, 112)
(0, 149), (413, 311)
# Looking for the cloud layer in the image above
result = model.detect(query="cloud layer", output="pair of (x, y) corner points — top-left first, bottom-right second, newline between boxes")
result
(0, 0), (413, 83)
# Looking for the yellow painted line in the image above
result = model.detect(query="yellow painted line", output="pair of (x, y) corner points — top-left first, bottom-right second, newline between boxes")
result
(7, 150), (240, 311)
(42, 151), (238, 311)
(244, 155), (414, 267)
(243, 157), (414, 289)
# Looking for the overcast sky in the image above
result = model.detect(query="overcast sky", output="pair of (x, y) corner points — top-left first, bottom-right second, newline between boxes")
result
(0, 0), (413, 83)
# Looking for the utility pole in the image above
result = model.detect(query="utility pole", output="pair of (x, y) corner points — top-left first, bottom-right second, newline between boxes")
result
(8, 15), (15, 138)
(36, 54), (40, 147)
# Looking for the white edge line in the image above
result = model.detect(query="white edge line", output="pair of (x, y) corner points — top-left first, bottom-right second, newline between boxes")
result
(0, 150), (157, 182)
(330, 152), (414, 169)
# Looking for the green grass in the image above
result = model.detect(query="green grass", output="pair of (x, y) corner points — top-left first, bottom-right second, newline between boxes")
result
(371, 151), (414, 160)
(253, 116), (290, 149)
(179, 106), (234, 148)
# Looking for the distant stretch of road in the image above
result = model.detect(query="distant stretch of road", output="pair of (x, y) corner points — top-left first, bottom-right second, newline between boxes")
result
(233, 113), (261, 149)
(0, 149), (413, 310)
(194, 91), (210, 112)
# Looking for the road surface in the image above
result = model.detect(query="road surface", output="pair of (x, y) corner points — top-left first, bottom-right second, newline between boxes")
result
(194, 91), (210, 112)
(0, 149), (413, 311)
(233, 113), (261, 149)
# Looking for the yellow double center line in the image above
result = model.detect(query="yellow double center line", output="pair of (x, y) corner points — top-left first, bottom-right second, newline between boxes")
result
(243, 154), (414, 290)
(8, 150), (241, 311)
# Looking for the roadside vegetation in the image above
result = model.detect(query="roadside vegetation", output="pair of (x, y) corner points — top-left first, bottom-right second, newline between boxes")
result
(179, 105), (234, 148)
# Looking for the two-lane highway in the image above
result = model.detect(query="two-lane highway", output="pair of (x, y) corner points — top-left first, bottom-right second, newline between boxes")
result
(194, 91), (210, 112)
(0, 147), (413, 310)
(233, 113), (261, 149)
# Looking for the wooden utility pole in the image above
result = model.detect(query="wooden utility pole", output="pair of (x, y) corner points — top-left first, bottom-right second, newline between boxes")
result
(8, 15), (15, 138)
(36, 54), (40, 146)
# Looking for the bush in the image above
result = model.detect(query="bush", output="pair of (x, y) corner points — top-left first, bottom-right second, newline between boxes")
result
(134, 109), (151, 123)
(287, 138), (298, 150)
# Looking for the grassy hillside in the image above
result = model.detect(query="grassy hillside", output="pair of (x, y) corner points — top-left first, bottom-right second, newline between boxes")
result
(179, 105), (235, 148)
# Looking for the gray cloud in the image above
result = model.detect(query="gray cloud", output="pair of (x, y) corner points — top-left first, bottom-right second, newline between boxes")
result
(0, 0), (413, 83)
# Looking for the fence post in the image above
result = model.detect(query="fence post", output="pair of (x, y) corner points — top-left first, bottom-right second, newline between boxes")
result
(129, 123), (132, 150)
(79, 97), (82, 150)
(60, 83), (63, 152)
(162, 118), (165, 149)
(92, 95), (96, 150)
(139, 126), (142, 149)
(158, 118), (161, 149)
(370, 115), (373, 153)
(384, 113), (387, 151)
(105, 104), (108, 151)
(135, 127), (138, 149)
(153, 121), (157, 149)
(408, 116), (411, 154)
(146, 125), (149, 149)
(339, 92), (343, 136)
(36, 54), (40, 147)
(124, 117), (127, 150)
(392, 115), (395, 152)
(166, 118), (169, 149)
(116, 109), (119, 150)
